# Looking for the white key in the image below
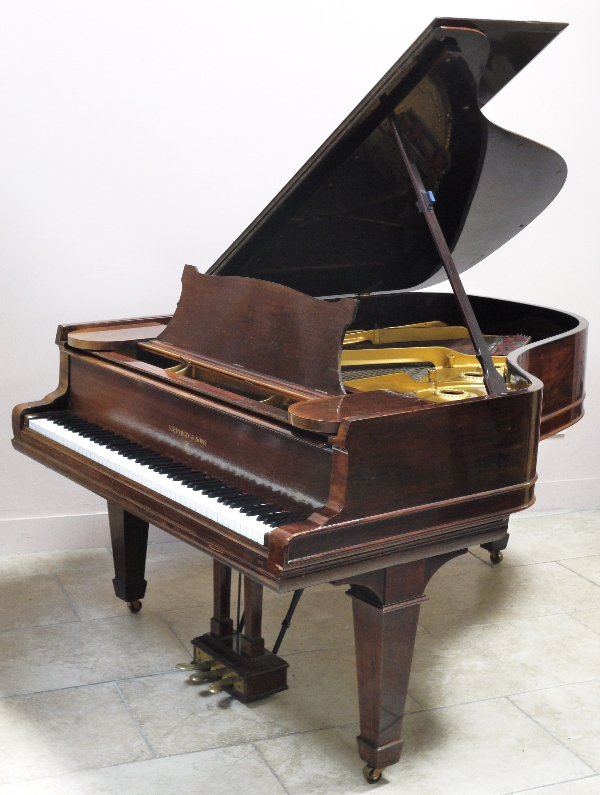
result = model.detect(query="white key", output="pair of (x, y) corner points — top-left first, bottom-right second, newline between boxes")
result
(28, 417), (275, 545)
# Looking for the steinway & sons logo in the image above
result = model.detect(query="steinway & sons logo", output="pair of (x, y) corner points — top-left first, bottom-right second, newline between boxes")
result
(168, 425), (207, 448)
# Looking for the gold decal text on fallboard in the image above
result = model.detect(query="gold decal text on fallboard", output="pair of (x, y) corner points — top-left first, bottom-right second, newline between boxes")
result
(168, 425), (207, 447)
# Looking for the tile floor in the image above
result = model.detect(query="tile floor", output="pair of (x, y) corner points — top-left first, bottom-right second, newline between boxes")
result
(0, 511), (599, 794)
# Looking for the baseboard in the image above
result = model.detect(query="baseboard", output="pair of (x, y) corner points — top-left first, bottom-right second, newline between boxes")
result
(528, 477), (600, 513)
(0, 512), (174, 555)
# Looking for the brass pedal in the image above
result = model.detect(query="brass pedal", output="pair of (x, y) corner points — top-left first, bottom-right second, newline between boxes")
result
(191, 633), (289, 702)
(189, 665), (224, 684)
(175, 661), (208, 672)
(207, 671), (241, 694)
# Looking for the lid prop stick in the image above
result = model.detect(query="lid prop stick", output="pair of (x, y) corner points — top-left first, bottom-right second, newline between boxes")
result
(390, 115), (508, 396)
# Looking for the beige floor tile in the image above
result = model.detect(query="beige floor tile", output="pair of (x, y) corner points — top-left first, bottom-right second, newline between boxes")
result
(571, 608), (600, 636)
(409, 614), (600, 709)
(0, 548), (113, 581)
(420, 559), (600, 632)
(470, 511), (600, 567)
(118, 645), (421, 757)
(58, 541), (214, 620)
(513, 776), (600, 793)
(561, 554), (600, 585)
(0, 745), (285, 795)
(262, 585), (355, 653)
(256, 724), (373, 795)
(0, 613), (186, 697)
(162, 603), (213, 654)
(256, 698), (592, 795)
(511, 678), (600, 772)
(0, 684), (151, 784)
(0, 575), (78, 630)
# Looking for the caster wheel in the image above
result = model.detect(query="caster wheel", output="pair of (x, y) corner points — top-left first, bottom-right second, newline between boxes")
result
(363, 765), (383, 783)
(127, 600), (142, 613)
(490, 551), (503, 564)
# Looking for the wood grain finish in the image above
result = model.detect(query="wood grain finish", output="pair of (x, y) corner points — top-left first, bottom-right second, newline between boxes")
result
(211, 561), (234, 639)
(513, 322), (587, 438)
(288, 391), (425, 433)
(67, 323), (166, 350)
(333, 387), (540, 523)
(348, 551), (465, 769)
(157, 266), (357, 395)
(68, 353), (332, 513)
(107, 501), (149, 602)
(241, 577), (265, 657)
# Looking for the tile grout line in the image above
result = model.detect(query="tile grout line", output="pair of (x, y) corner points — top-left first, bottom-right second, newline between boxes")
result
(508, 772), (600, 794)
(0, 738), (272, 788)
(251, 743), (292, 795)
(555, 560), (600, 589)
(416, 609), (581, 636)
(0, 670), (203, 701)
(507, 696), (597, 773)
(405, 676), (600, 717)
(52, 572), (84, 621)
(0, 618), (85, 635)
(569, 612), (600, 637)
(113, 681), (158, 759)
(159, 609), (198, 658)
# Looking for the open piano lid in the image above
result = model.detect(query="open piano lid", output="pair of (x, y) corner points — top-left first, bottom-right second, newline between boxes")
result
(207, 18), (568, 297)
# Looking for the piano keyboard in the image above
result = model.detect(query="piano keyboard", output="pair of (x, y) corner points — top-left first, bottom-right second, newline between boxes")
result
(28, 414), (303, 545)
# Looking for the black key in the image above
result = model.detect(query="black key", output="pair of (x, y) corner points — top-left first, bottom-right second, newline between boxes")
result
(265, 515), (300, 527)
(216, 491), (246, 504)
(200, 486), (233, 496)
(88, 433), (117, 442)
(156, 463), (186, 472)
(166, 468), (194, 480)
(227, 496), (261, 507)
(119, 449), (148, 459)
(249, 506), (281, 517)
(80, 429), (106, 438)
(239, 506), (269, 517)
(147, 463), (177, 473)
(180, 473), (212, 485)
(168, 473), (196, 483)
(189, 480), (223, 491)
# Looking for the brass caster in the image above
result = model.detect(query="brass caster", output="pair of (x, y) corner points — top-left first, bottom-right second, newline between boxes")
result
(490, 551), (503, 565)
(363, 765), (383, 783)
(127, 600), (142, 613)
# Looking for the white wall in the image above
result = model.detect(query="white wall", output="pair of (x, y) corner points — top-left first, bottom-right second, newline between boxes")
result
(1, 0), (598, 553)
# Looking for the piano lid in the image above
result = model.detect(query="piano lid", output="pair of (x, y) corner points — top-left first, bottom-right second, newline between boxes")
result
(208, 18), (568, 298)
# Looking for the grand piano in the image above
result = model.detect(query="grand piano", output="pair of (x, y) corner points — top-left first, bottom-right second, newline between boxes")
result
(12, 18), (586, 782)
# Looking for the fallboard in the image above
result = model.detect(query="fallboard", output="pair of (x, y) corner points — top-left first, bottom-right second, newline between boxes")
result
(68, 354), (332, 512)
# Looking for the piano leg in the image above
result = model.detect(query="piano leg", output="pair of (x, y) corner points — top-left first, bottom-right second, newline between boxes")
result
(211, 561), (234, 638)
(107, 500), (149, 613)
(481, 531), (510, 564)
(348, 550), (466, 781)
(241, 577), (265, 657)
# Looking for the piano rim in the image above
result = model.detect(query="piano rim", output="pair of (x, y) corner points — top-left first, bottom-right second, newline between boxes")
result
(14, 421), (536, 592)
